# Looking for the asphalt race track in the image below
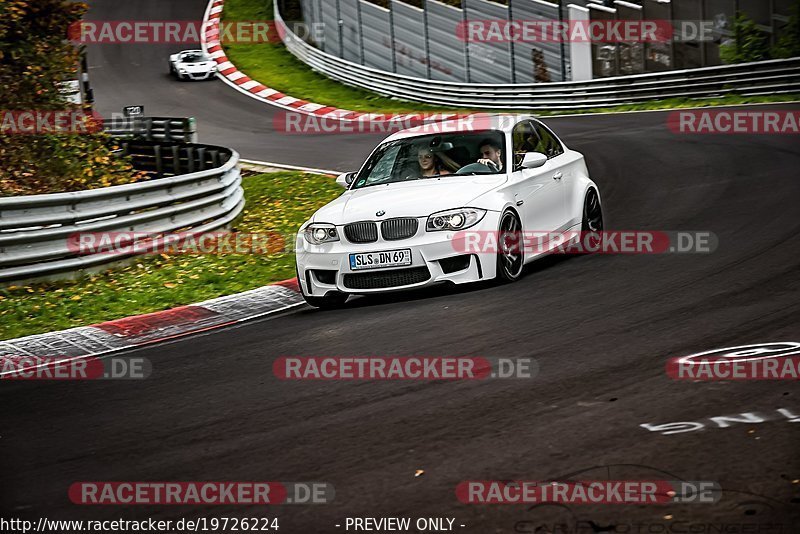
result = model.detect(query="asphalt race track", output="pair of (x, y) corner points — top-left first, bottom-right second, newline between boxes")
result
(1, 0), (799, 531)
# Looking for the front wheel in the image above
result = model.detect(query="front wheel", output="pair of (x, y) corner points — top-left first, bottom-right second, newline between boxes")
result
(495, 210), (524, 283)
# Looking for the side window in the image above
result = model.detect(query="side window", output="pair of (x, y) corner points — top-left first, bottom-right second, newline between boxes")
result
(533, 122), (564, 159)
(512, 121), (539, 168)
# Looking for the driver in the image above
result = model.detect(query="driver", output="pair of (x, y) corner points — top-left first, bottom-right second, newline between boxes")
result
(477, 139), (503, 172)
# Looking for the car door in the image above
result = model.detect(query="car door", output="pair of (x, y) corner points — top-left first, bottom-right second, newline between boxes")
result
(531, 120), (571, 230)
(509, 120), (567, 237)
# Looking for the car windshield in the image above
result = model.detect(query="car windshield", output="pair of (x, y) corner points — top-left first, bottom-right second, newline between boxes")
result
(181, 53), (209, 63)
(352, 131), (506, 189)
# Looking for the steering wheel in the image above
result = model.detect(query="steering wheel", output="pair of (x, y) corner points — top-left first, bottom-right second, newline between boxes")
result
(456, 162), (494, 175)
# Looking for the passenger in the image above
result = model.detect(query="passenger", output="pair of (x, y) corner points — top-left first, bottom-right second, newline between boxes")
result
(477, 139), (504, 172)
(417, 147), (452, 177)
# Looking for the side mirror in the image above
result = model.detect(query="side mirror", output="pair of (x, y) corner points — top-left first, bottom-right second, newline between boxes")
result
(336, 172), (356, 188)
(522, 152), (548, 169)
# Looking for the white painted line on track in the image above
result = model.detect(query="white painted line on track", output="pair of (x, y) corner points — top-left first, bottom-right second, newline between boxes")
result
(239, 159), (341, 175)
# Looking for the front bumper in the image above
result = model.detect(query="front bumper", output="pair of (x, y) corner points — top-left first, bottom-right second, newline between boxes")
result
(177, 70), (215, 80)
(296, 212), (501, 296)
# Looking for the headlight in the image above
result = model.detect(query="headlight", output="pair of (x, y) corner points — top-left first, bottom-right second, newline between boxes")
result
(426, 208), (486, 232)
(304, 223), (339, 245)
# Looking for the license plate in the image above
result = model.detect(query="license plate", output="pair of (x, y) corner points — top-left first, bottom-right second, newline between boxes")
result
(349, 249), (412, 271)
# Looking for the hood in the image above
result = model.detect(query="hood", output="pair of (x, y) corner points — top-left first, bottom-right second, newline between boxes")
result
(312, 175), (506, 224)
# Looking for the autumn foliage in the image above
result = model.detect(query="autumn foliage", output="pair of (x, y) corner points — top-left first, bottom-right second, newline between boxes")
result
(0, 0), (138, 195)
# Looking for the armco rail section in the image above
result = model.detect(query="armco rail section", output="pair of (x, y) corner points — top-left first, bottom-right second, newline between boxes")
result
(0, 141), (243, 283)
(104, 116), (198, 143)
(278, 5), (800, 110)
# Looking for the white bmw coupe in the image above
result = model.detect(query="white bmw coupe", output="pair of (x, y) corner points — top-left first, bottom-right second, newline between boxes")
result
(295, 115), (603, 308)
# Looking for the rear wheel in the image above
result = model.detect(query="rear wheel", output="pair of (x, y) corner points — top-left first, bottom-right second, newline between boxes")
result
(302, 292), (348, 309)
(496, 210), (524, 282)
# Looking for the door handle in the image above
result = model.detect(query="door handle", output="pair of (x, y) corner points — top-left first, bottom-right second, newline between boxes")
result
(553, 171), (563, 181)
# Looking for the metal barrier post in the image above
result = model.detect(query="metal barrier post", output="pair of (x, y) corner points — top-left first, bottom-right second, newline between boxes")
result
(198, 147), (207, 171)
(422, 0), (432, 79)
(389, 1), (397, 73)
(357, 0), (365, 66)
(462, 0), (471, 83)
(154, 144), (163, 175)
(186, 146), (195, 174)
(171, 145), (181, 175)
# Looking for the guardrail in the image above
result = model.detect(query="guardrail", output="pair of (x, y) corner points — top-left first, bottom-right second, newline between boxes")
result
(0, 141), (244, 283)
(104, 117), (198, 143)
(277, 5), (800, 110)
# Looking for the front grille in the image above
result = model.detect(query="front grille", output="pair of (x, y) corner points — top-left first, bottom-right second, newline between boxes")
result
(343, 266), (431, 290)
(381, 218), (419, 241)
(344, 222), (378, 243)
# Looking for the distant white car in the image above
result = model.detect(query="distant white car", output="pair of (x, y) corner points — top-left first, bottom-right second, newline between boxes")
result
(168, 50), (217, 81)
(295, 114), (603, 308)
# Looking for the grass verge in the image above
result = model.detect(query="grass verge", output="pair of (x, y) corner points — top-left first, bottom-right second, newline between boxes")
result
(222, 0), (443, 113)
(0, 171), (341, 341)
(223, 0), (800, 115)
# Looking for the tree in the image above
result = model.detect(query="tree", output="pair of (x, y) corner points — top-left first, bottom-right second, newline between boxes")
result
(772, 1), (800, 59)
(0, 0), (137, 196)
(719, 12), (771, 64)
(532, 48), (551, 83)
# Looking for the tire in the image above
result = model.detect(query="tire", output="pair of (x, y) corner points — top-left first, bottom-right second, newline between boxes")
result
(581, 188), (603, 232)
(496, 210), (525, 283)
(302, 291), (348, 309)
